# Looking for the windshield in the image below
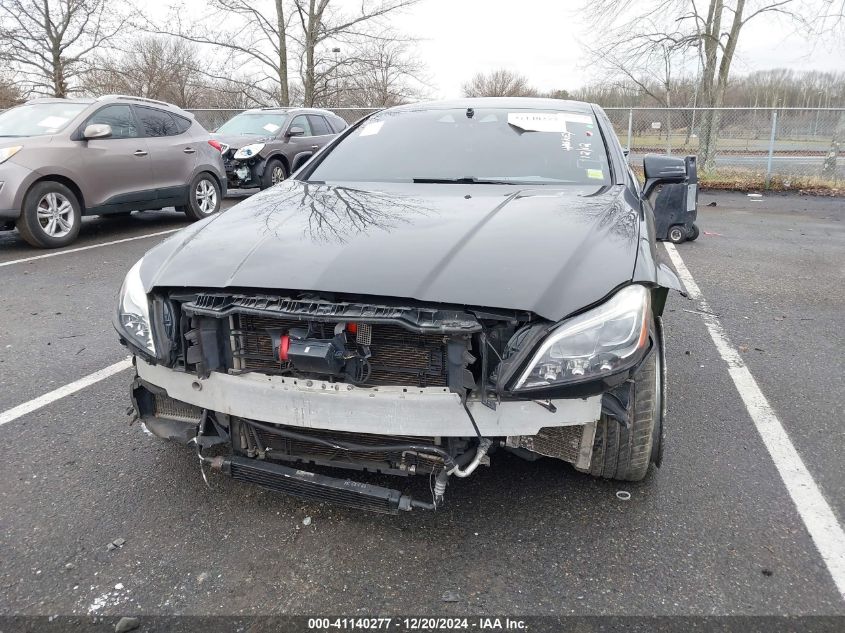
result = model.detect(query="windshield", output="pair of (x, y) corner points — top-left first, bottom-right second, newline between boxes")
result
(0, 102), (89, 137)
(307, 107), (612, 186)
(216, 112), (289, 136)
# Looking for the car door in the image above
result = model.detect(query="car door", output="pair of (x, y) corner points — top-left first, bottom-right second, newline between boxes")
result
(306, 114), (335, 152)
(284, 114), (316, 169)
(76, 104), (153, 209)
(134, 105), (198, 203)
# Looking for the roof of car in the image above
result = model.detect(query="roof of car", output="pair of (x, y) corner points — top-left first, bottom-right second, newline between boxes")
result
(25, 97), (96, 105)
(241, 107), (338, 116)
(386, 98), (596, 113)
(25, 95), (194, 116)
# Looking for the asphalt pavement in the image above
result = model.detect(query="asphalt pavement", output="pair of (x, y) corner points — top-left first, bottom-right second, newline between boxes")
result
(0, 190), (843, 617)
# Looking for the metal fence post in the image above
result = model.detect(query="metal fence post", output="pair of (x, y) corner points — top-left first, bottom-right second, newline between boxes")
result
(765, 111), (778, 189)
(626, 108), (633, 154)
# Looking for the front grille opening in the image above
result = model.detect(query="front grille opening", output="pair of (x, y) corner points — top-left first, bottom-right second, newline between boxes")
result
(231, 313), (447, 388)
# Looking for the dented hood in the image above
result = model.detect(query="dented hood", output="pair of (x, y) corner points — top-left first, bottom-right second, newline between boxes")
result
(140, 180), (641, 321)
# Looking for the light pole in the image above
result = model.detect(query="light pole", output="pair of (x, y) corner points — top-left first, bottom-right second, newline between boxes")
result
(332, 47), (341, 107)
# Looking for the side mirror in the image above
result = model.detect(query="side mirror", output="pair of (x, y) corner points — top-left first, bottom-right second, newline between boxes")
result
(83, 124), (112, 140)
(286, 126), (305, 138)
(642, 154), (696, 198)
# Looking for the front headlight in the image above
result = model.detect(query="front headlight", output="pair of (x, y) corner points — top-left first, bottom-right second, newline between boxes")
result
(514, 285), (650, 390)
(116, 259), (155, 355)
(0, 146), (22, 164)
(233, 143), (265, 160)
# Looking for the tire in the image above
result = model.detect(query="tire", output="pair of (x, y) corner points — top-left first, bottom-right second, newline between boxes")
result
(687, 223), (700, 241)
(667, 225), (686, 244)
(260, 158), (287, 190)
(585, 341), (662, 482)
(181, 173), (221, 221)
(16, 181), (82, 248)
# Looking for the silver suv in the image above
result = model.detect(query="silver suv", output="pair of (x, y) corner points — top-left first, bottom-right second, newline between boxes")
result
(0, 95), (227, 248)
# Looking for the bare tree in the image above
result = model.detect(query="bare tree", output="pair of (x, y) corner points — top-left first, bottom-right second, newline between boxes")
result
(462, 69), (538, 98)
(144, 0), (292, 106)
(82, 37), (206, 107)
(336, 38), (428, 107)
(588, 0), (822, 170)
(0, 0), (128, 97)
(0, 73), (23, 107)
(587, 24), (691, 151)
(289, 0), (421, 107)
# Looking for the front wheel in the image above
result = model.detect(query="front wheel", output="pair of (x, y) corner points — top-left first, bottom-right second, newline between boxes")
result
(16, 181), (82, 248)
(260, 159), (287, 190)
(667, 225), (686, 244)
(179, 173), (221, 221)
(580, 339), (662, 482)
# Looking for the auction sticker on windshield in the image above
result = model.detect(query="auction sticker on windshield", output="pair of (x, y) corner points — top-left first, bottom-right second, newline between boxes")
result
(359, 121), (385, 136)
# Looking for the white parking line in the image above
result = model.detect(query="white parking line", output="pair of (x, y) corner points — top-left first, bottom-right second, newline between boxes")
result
(665, 243), (845, 601)
(0, 358), (132, 427)
(0, 229), (181, 268)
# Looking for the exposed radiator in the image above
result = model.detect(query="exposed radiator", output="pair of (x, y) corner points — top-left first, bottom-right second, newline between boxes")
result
(232, 313), (447, 387)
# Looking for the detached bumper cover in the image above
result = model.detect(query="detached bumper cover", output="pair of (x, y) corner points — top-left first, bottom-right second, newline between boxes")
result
(135, 358), (602, 437)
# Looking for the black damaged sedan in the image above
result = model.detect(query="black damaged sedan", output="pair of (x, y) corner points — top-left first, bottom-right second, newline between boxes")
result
(115, 98), (689, 513)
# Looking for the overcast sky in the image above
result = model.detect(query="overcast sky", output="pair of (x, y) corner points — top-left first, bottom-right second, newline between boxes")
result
(386, 0), (845, 98)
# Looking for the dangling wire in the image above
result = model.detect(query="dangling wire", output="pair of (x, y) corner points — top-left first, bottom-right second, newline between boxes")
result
(194, 411), (212, 490)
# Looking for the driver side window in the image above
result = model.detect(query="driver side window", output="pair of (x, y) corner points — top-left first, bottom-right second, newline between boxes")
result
(87, 105), (138, 139)
(289, 115), (313, 136)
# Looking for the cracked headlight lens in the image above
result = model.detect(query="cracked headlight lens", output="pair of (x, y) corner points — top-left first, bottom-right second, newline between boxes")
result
(233, 143), (265, 160)
(116, 258), (155, 355)
(514, 285), (650, 390)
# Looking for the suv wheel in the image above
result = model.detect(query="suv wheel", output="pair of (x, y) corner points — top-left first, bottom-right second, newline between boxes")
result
(180, 173), (221, 221)
(579, 337), (662, 482)
(17, 182), (82, 248)
(261, 159), (287, 190)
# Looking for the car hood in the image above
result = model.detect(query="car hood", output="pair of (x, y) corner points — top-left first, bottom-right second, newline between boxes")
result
(210, 133), (271, 151)
(140, 180), (641, 321)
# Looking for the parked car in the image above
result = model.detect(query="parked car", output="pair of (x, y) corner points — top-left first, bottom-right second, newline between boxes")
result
(211, 107), (347, 190)
(0, 95), (226, 248)
(116, 98), (690, 513)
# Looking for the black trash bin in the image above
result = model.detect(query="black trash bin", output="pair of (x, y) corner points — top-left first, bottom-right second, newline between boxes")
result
(643, 154), (699, 244)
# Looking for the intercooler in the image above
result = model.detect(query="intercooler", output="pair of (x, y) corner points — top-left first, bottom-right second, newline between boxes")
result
(224, 456), (408, 513)
(231, 313), (447, 388)
(248, 423), (444, 474)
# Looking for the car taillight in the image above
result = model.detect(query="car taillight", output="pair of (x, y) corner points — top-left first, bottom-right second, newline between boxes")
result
(208, 140), (223, 152)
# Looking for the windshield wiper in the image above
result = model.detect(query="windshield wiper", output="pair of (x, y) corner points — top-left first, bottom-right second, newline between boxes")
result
(412, 177), (520, 185)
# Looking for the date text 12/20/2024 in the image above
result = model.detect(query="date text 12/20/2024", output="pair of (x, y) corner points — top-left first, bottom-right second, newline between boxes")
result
(307, 618), (528, 631)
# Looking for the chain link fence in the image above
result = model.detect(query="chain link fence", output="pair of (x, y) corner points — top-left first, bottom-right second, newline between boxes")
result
(604, 107), (845, 187)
